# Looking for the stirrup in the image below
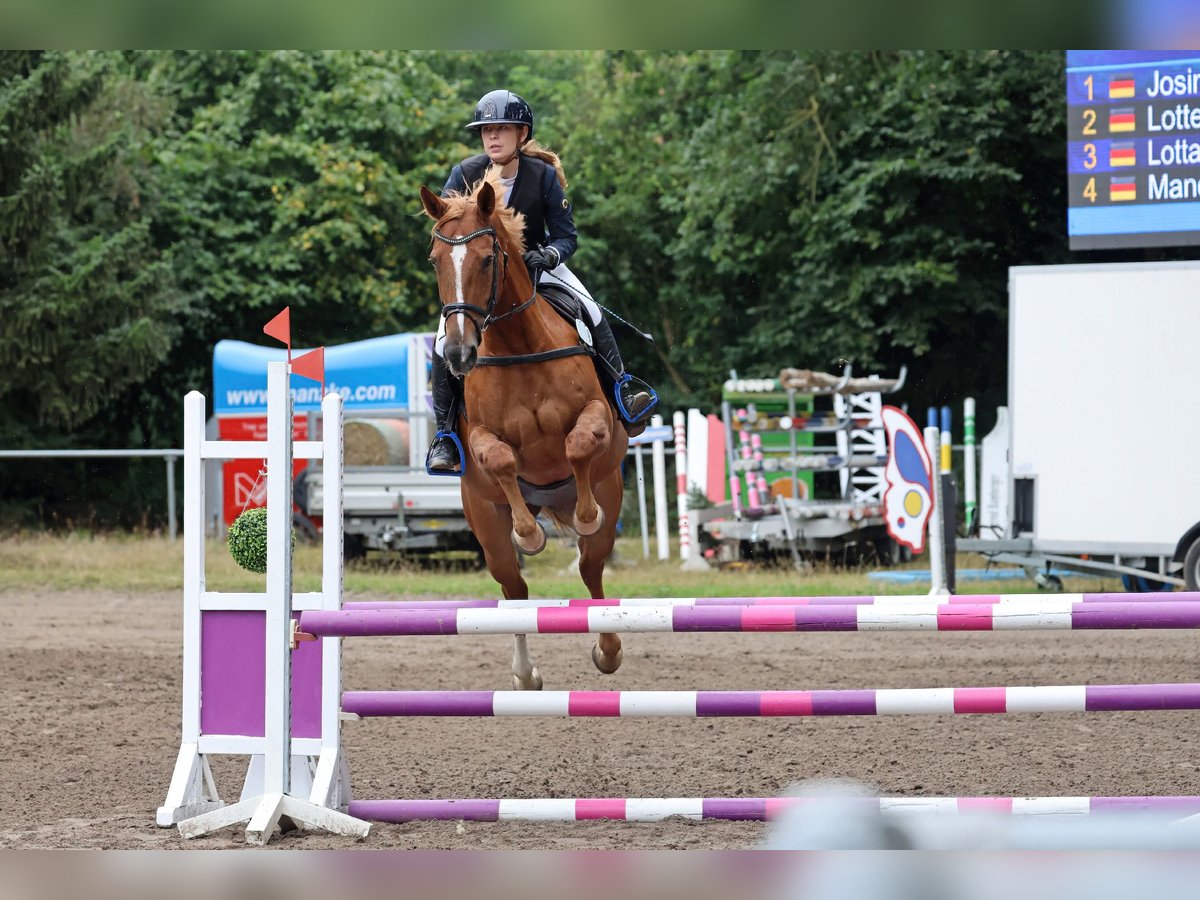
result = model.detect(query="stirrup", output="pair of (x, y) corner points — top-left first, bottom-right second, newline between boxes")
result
(613, 373), (658, 425)
(425, 431), (466, 477)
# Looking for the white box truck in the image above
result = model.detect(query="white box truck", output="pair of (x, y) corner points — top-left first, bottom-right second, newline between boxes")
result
(966, 260), (1200, 590)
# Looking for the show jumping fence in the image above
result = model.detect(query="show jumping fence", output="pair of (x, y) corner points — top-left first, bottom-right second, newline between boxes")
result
(161, 362), (1200, 845)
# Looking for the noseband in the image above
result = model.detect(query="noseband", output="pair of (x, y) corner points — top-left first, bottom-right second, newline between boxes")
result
(433, 226), (537, 334)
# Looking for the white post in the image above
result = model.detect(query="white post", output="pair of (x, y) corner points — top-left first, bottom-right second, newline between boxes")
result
(963, 397), (977, 535)
(263, 362), (293, 798)
(924, 425), (949, 596)
(182, 393), (205, 753)
(310, 390), (347, 808)
(672, 411), (690, 562)
(650, 414), (669, 561)
(634, 443), (650, 559)
(176, 361), (368, 845)
(157, 392), (222, 827)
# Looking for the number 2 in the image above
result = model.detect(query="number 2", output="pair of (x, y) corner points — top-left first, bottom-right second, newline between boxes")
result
(1082, 109), (1097, 136)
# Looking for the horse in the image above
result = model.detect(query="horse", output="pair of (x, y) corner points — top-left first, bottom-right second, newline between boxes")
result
(419, 173), (627, 691)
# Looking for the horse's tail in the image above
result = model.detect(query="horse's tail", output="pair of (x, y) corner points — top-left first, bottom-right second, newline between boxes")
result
(539, 506), (578, 539)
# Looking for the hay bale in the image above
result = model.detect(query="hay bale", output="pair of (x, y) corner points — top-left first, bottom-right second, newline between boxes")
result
(343, 418), (410, 466)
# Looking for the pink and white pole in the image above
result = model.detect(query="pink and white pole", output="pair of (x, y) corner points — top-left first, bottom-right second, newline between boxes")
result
(341, 683), (1200, 718)
(673, 410), (691, 562)
(348, 795), (1200, 824)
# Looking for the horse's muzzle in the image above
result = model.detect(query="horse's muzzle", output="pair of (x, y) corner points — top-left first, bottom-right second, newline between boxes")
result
(444, 342), (478, 377)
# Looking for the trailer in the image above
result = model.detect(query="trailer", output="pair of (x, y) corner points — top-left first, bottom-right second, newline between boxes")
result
(962, 261), (1200, 590)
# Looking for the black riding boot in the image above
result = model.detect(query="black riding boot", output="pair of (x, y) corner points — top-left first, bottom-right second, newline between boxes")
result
(425, 352), (463, 474)
(590, 314), (657, 433)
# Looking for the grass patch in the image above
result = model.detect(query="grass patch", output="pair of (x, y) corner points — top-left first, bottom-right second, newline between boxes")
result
(0, 531), (1123, 597)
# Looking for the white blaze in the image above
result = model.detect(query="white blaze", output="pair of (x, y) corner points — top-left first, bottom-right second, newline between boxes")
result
(451, 243), (468, 337)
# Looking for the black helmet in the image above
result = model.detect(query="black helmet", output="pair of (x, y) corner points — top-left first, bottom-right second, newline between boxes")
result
(465, 90), (534, 139)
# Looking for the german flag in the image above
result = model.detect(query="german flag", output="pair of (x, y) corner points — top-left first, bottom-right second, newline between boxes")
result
(1109, 107), (1136, 133)
(1109, 141), (1136, 167)
(1108, 75), (1136, 99)
(1110, 176), (1137, 202)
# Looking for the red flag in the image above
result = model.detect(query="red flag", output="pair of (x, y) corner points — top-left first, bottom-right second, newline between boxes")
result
(292, 346), (325, 398)
(263, 307), (292, 362)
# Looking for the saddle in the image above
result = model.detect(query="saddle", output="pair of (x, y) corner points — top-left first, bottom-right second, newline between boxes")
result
(538, 283), (588, 330)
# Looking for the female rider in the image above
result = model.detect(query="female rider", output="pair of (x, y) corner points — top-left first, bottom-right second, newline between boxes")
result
(426, 89), (656, 474)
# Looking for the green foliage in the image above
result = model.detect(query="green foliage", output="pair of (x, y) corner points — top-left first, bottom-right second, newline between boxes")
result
(0, 51), (182, 439)
(782, 51), (1070, 412)
(226, 505), (295, 573)
(1, 51), (1107, 529)
(552, 51), (1071, 413)
(143, 51), (465, 392)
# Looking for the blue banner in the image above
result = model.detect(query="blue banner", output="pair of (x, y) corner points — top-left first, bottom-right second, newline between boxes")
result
(213, 334), (420, 415)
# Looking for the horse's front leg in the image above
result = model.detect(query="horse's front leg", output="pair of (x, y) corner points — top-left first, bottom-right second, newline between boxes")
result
(565, 399), (612, 536)
(469, 427), (545, 555)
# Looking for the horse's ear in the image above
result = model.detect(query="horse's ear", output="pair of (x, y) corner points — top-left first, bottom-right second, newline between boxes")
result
(476, 181), (496, 219)
(419, 185), (446, 219)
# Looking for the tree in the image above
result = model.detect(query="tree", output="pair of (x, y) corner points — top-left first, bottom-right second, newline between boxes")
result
(146, 52), (466, 351)
(666, 51), (1070, 414)
(0, 51), (181, 441)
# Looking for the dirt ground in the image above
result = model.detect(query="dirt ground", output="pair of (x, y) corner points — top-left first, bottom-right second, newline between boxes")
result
(2, 587), (1199, 850)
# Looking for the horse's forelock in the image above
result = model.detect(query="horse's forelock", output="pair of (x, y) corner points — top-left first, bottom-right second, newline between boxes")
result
(429, 177), (526, 253)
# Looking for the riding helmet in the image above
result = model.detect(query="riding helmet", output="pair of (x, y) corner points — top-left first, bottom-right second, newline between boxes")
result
(465, 90), (534, 139)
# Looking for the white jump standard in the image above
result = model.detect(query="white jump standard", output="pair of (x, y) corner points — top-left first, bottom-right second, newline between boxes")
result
(159, 362), (369, 845)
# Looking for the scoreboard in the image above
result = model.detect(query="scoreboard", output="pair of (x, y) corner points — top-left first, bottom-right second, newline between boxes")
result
(1067, 50), (1200, 250)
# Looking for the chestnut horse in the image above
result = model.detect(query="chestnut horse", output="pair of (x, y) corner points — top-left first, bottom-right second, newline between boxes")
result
(419, 174), (626, 690)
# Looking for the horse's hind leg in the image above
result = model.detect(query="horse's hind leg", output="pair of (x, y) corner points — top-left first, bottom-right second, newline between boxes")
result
(566, 400), (611, 536)
(579, 469), (623, 675)
(463, 491), (542, 691)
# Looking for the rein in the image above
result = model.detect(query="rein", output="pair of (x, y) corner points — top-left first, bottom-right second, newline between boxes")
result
(433, 224), (588, 367)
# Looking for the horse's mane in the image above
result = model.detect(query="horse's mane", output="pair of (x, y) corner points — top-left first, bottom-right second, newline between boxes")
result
(433, 167), (527, 255)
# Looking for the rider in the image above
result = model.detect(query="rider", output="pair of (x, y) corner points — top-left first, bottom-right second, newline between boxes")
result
(425, 89), (657, 474)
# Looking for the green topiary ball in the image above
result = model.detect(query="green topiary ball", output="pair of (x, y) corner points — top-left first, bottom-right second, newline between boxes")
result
(227, 506), (295, 574)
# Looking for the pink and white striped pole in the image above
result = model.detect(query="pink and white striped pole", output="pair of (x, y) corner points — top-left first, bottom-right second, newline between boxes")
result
(673, 410), (690, 561)
(341, 683), (1200, 718)
(348, 795), (1200, 824)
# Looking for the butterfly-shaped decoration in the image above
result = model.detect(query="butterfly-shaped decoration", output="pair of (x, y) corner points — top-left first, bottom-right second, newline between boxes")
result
(881, 405), (934, 553)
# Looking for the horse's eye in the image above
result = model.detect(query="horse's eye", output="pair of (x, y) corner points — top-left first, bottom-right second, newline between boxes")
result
(481, 256), (492, 269)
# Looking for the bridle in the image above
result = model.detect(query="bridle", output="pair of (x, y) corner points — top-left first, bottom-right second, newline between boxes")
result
(433, 225), (537, 336)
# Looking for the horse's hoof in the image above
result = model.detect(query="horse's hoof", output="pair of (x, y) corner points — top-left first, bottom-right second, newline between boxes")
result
(513, 667), (543, 691)
(513, 524), (546, 556)
(591, 643), (622, 675)
(574, 506), (605, 536)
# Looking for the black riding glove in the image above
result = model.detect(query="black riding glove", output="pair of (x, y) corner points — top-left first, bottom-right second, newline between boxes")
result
(522, 247), (560, 272)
